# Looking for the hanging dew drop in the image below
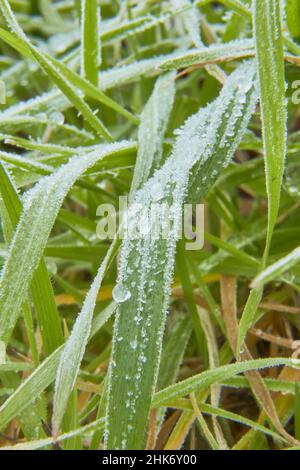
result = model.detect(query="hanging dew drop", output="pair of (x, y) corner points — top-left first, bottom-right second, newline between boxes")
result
(112, 284), (131, 303)
(151, 182), (164, 201)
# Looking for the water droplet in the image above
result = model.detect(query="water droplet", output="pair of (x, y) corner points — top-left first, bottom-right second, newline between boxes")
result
(50, 111), (65, 125)
(130, 339), (138, 350)
(112, 284), (131, 303)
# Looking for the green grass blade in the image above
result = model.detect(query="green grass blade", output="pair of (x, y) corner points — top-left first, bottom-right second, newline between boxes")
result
(176, 240), (208, 361)
(163, 398), (287, 443)
(0, 163), (63, 355)
(130, 72), (176, 196)
(0, 303), (115, 434)
(237, 0), (287, 354)
(0, 26), (138, 125)
(286, 0), (300, 40)
(105, 61), (258, 450)
(0, 347), (63, 431)
(1, 418), (105, 450)
(152, 358), (300, 407)
(159, 39), (254, 70)
(0, 0), (112, 140)
(251, 246), (300, 289)
(253, 0), (286, 255)
(52, 238), (119, 436)
(0, 142), (132, 344)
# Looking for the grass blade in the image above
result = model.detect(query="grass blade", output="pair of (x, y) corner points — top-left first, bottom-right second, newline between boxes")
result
(253, 0), (286, 255)
(286, 0), (300, 40)
(0, 0), (111, 140)
(130, 72), (176, 196)
(0, 163), (63, 355)
(105, 61), (258, 450)
(52, 239), (119, 436)
(81, 0), (101, 86)
(153, 358), (300, 407)
(0, 347), (62, 431)
(0, 418), (105, 450)
(237, 0), (287, 354)
(158, 39), (254, 70)
(0, 142), (133, 344)
(251, 246), (300, 290)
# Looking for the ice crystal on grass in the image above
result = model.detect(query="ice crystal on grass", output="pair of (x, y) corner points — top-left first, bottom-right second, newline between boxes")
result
(130, 71), (176, 197)
(0, 142), (134, 343)
(105, 60), (258, 450)
(112, 285), (132, 304)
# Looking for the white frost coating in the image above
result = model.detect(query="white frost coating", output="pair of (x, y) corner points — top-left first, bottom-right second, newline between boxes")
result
(0, 150), (53, 174)
(1, 53), (178, 120)
(52, 239), (117, 435)
(0, 0), (110, 139)
(80, 0), (101, 82)
(253, 0), (287, 248)
(105, 60), (258, 450)
(0, 141), (134, 343)
(172, 0), (202, 47)
(0, 115), (93, 141)
(130, 71), (176, 197)
(0, 90), (67, 118)
(100, 53), (178, 91)
(252, 246), (300, 290)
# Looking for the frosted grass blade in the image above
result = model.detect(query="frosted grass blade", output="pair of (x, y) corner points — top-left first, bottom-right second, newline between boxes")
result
(0, 163), (63, 355)
(52, 239), (119, 436)
(159, 39), (254, 70)
(69, 72), (175, 445)
(0, 142), (133, 344)
(251, 246), (300, 290)
(152, 358), (300, 407)
(237, 0), (287, 354)
(0, 305), (115, 433)
(130, 72), (176, 196)
(0, 24), (138, 125)
(0, 0), (111, 140)
(105, 61), (258, 450)
(286, 0), (300, 40)
(1, 418), (105, 450)
(253, 0), (286, 255)
(173, 0), (202, 47)
(0, 347), (63, 431)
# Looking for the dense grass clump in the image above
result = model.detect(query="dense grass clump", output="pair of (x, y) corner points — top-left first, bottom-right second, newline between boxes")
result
(0, 0), (300, 451)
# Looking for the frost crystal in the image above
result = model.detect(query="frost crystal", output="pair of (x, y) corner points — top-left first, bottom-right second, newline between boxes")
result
(112, 285), (132, 304)
(106, 60), (258, 449)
